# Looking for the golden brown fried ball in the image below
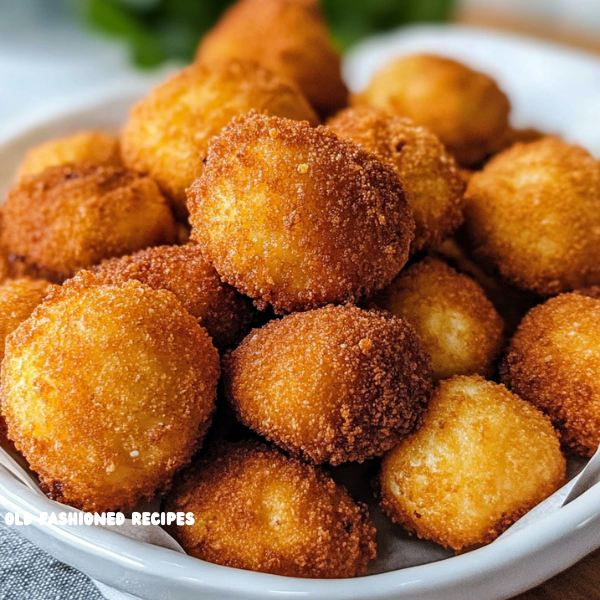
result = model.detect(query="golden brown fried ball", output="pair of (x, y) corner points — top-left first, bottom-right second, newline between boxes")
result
(165, 441), (376, 578)
(501, 293), (600, 457)
(196, 0), (347, 117)
(0, 163), (176, 283)
(380, 376), (566, 552)
(355, 54), (511, 167)
(121, 60), (318, 219)
(93, 244), (254, 351)
(1, 271), (220, 512)
(16, 130), (121, 179)
(190, 112), (414, 313)
(372, 257), (504, 381)
(224, 304), (433, 465)
(327, 107), (466, 253)
(464, 137), (600, 296)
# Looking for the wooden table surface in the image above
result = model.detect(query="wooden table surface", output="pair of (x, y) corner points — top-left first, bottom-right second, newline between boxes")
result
(451, 10), (600, 599)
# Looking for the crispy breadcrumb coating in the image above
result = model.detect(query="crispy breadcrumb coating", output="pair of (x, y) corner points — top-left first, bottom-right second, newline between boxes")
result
(372, 257), (505, 381)
(223, 304), (433, 465)
(1, 271), (220, 512)
(327, 107), (465, 254)
(165, 441), (376, 577)
(464, 137), (600, 295)
(93, 244), (254, 351)
(501, 293), (600, 456)
(355, 54), (511, 167)
(0, 163), (176, 283)
(189, 112), (414, 313)
(380, 376), (566, 552)
(121, 60), (318, 219)
(16, 130), (121, 178)
(196, 0), (347, 117)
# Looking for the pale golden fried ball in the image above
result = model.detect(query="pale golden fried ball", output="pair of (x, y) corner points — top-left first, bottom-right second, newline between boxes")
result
(165, 441), (376, 578)
(189, 112), (414, 313)
(121, 60), (318, 219)
(16, 130), (121, 179)
(93, 244), (255, 351)
(0, 163), (176, 283)
(372, 257), (504, 381)
(355, 54), (511, 167)
(501, 293), (600, 457)
(327, 107), (466, 253)
(1, 271), (220, 512)
(196, 0), (347, 117)
(380, 376), (566, 552)
(464, 137), (600, 296)
(224, 304), (433, 465)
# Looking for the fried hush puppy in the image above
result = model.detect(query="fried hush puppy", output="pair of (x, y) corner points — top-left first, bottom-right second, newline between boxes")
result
(165, 441), (376, 578)
(380, 376), (566, 552)
(16, 130), (121, 179)
(196, 0), (347, 117)
(327, 107), (466, 254)
(189, 112), (414, 313)
(93, 244), (255, 351)
(501, 293), (600, 456)
(464, 137), (600, 296)
(372, 257), (504, 381)
(1, 162), (176, 283)
(121, 60), (318, 219)
(355, 54), (511, 167)
(224, 304), (433, 465)
(1, 271), (220, 512)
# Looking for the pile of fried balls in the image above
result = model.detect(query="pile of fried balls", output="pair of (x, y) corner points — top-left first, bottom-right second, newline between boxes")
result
(1, 0), (599, 580)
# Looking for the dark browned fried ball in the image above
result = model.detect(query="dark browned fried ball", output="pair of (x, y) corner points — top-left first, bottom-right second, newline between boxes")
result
(1, 163), (177, 283)
(223, 304), (433, 465)
(380, 376), (566, 552)
(121, 60), (318, 219)
(372, 257), (505, 381)
(189, 112), (414, 313)
(93, 244), (255, 351)
(355, 54), (511, 167)
(501, 293), (600, 456)
(1, 271), (220, 512)
(16, 130), (121, 178)
(165, 441), (376, 578)
(327, 107), (465, 254)
(196, 0), (347, 117)
(464, 137), (600, 296)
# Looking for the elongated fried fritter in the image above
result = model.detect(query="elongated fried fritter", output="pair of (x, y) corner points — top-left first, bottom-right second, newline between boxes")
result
(165, 441), (376, 578)
(1, 271), (220, 512)
(380, 376), (565, 551)
(189, 112), (414, 313)
(1, 163), (176, 283)
(224, 304), (432, 465)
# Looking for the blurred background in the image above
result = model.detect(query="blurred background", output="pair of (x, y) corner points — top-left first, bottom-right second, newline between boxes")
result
(2, 0), (600, 132)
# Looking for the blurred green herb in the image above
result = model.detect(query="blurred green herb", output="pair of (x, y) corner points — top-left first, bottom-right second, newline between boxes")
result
(83, 0), (454, 68)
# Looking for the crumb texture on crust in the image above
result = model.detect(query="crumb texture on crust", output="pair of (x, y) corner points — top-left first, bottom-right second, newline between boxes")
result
(189, 112), (414, 313)
(355, 54), (511, 166)
(328, 106), (466, 253)
(223, 304), (432, 465)
(0, 162), (177, 283)
(195, 0), (347, 116)
(1, 271), (220, 512)
(380, 376), (566, 552)
(372, 257), (505, 380)
(464, 137), (600, 296)
(165, 441), (376, 578)
(94, 244), (255, 351)
(501, 292), (600, 456)
(121, 59), (318, 219)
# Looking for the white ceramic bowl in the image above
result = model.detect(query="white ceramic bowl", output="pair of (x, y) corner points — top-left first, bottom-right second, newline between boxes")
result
(1, 25), (600, 600)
